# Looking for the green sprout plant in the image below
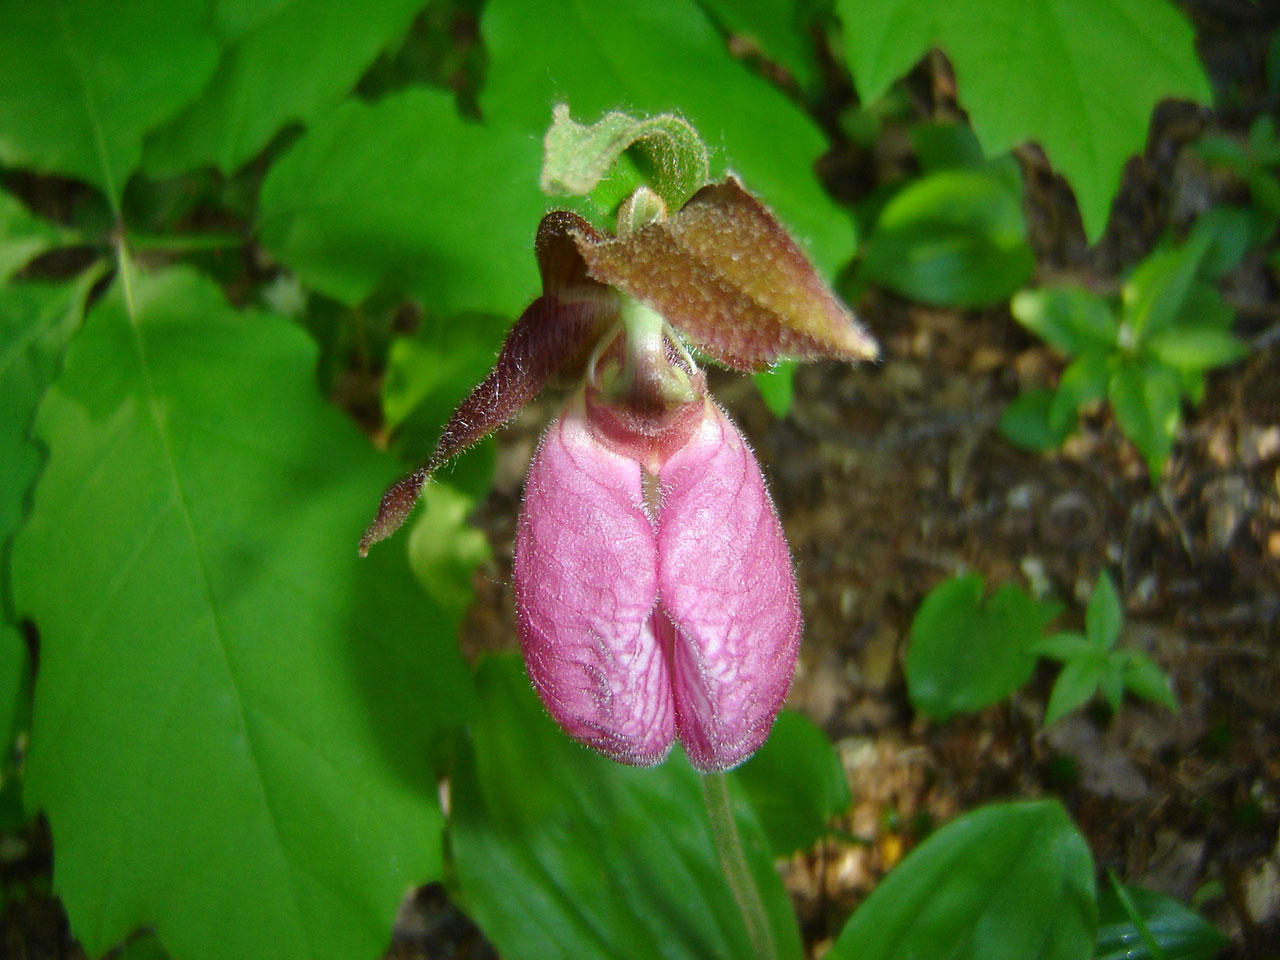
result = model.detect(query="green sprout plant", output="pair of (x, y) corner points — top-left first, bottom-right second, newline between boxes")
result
(905, 571), (1175, 727)
(999, 216), (1251, 476)
(1032, 573), (1177, 726)
(1198, 114), (1280, 227)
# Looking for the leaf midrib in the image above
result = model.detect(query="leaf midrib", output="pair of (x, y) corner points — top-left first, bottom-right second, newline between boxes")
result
(111, 254), (313, 956)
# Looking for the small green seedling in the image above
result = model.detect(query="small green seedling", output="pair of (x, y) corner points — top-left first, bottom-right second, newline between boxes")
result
(1000, 213), (1251, 477)
(1198, 115), (1280, 223)
(1031, 573), (1177, 725)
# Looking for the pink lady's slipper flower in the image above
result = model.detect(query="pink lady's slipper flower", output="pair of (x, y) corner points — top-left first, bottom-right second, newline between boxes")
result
(361, 177), (877, 771)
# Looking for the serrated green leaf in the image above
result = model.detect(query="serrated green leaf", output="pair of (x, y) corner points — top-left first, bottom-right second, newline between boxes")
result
(1086, 573), (1123, 650)
(0, 1), (219, 211)
(1012, 286), (1119, 356)
(259, 88), (546, 317)
(828, 799), (1096, 960)
(481, 0), (854, 275)
(1045, 658), (1104, 725)
(837, 0), (1210, 242)
(905, 574), (1048, 721)
(1120, 651), (1178, 712)
(0, 192), (71, 285)
(1000, 389), (1073, 452)
(1109, 359), (1182, 477)
(0, 623), (27, 772)
(143, 0), (423, 177)
(1096, 882), (1226, 960)
(910, 122), (987, 172)
(450, 655), (804, 960)
(692, 0), (822, 90)
(1146, 327), (1249, 372)
(1, 273), (100, 622)
(860, 168), (1033, 307)
(12, 264), (474, 960)
(734, 710), (851, 856)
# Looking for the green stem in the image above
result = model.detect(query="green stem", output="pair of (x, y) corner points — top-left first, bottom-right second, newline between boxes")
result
(701, 771), (777, 960)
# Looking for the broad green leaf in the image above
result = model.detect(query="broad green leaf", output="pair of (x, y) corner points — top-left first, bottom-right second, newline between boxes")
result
(692, 0), (822, 90)
(905, 574), (1047, 721)
(143, 0), (423, 177)
(0, 1), (219, 211)
(828, 799), (1097, 960)
(450, 655), (804, 960)
(754, 362), (797, 419)
(12, 265), (474, 960)
(1096, 882), (1226, 960)
(0, 273), (100, 617)
(1011, 286), (1119, 356)
(1120, 652), (1178, 712)
(481, 0), (854, 276)
(1146, 328), (1249, 372)
(1086, 573), (1123, 650)
(259, 88), (545, 318)
(735, 710), (851, 856)
(0, 623), (26, 770)
(1045, 657), (1104, 725)
(1, 192), (70, 284)
(836, 0), (1210, 242)
(859, 168), (1033, 308)
(1000, 389), (1072, 452)
(1109, 359), (1182, 476)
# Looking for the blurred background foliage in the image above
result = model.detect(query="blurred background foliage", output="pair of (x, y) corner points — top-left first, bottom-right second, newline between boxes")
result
(0, 1), (1275, 959)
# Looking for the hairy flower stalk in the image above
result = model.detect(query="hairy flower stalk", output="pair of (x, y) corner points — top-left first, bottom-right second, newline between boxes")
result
(360, 172), (877, 771)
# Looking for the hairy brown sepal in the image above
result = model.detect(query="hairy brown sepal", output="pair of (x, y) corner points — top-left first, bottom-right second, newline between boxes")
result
(574, 177), (878, 370)
(359, 212), (620, 555)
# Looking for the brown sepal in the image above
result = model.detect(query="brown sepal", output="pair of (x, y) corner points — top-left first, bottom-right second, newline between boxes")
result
(359, 212), (619, 556)
(573, 177), (878, 371)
